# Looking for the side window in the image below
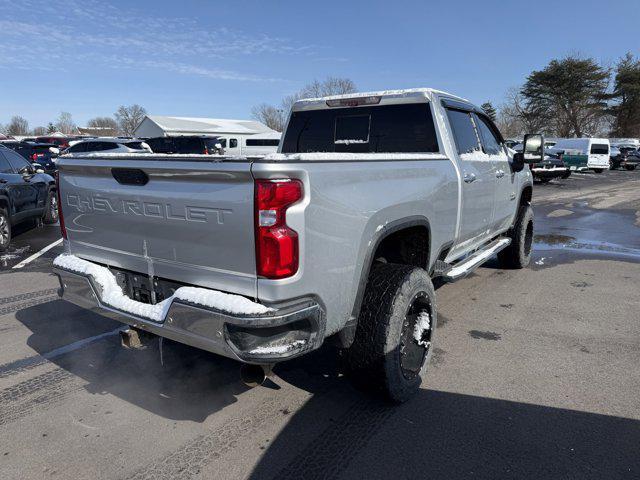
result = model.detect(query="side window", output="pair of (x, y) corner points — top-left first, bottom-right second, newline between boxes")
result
(100, 142), (118, 151)
(229, 138), (238, 148)
(0, 151), (14, 173)
(446, 109), (480, 155)
(4, 148), (31, 171)
(474, 114), (502, 155)
(69, 142), (87, 153)
(217, 138), (227, 148)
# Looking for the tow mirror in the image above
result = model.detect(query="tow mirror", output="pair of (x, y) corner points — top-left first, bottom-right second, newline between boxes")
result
(523, 134), (544, 163)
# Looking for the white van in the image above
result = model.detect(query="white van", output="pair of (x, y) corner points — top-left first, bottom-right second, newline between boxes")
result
(215, 132), (281, 156)
(551, 138), (610, 172)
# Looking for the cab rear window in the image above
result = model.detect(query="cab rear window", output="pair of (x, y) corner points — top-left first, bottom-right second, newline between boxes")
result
(282, 103), (439, 153)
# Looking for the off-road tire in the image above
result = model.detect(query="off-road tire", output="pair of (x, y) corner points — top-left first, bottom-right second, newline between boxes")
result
(42, 190), (58, 225)
(0, 209), (11, 252)
(498, 205), (534, 269)
(343, 263), (436, 403)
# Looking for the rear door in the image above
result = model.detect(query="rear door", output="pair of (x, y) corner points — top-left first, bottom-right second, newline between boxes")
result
(589, 142), (609, 169)
(445, 108), (496, 253)
(58, 157), (257, 297)
(473, 113), (516, 232)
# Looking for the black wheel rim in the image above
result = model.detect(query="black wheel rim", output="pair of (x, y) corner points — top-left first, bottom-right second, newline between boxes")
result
(399, 292), (432, 379)
(523, 219), (533, 257)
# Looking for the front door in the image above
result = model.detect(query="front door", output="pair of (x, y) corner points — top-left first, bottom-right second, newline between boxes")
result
(445, 108), (496, 255)
(0, 149), (41, 217)
(473, 113), (517, 232)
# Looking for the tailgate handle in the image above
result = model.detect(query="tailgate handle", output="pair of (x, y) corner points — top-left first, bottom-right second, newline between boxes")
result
(111, 168), (149, 186)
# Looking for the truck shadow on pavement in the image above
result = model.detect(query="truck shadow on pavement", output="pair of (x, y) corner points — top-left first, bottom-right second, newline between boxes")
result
(252, 348), (640, 480)
(14, 300), (250, 422)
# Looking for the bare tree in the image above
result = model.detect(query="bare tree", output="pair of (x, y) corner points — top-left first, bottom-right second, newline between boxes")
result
(86, 116), (119, 135)
(6, 116), (30, 136)
(115, 105), (147, 136)
(32, 126), (47, 136)
(55, 112), (76, 134)
(252, 77), (357, 131)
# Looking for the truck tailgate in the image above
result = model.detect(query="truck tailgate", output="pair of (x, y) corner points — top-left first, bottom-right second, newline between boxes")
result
(58, 157), (257, 298)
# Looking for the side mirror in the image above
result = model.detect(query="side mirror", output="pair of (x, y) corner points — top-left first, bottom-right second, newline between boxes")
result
(523, 133), (544, 163)
(512, 152), (525, 172)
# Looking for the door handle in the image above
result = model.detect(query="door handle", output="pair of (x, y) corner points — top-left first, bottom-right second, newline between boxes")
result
(463, 172), (477, 183)
(495, 169), (505, 178)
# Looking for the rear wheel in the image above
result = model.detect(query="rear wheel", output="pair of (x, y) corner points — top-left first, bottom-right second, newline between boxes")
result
(625, 165), (636, 171)
(498, 205), (534, 269)
(0, 209), (11, 252)
(561, 170), (571, 179)
(343, 263), (436, 403)
(42, 190), (59, 225)
(592, 168), (604, 174)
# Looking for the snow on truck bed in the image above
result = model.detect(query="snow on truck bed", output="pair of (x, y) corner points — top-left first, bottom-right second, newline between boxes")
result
(53, 254), (273, 321)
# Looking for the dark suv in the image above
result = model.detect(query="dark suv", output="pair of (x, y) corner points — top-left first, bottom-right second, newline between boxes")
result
(3, 142), (58, 174)
(0, 145), (58, 251)
(145, 136), (224, 155)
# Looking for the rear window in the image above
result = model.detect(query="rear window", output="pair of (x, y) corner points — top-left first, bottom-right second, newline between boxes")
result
(125, 141), (146, 150)
(590, 144), (609, 154)
(245, 138), (280, 147)
(281, 103), (439, 153)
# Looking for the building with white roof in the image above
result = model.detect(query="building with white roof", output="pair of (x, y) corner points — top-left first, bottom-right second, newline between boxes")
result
(134, 115), (276, 138)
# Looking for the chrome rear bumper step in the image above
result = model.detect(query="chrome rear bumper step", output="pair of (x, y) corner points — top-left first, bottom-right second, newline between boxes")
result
(442, 238), (511, 282)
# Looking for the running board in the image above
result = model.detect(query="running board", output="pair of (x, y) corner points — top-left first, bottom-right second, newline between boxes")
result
(442, 238), (511, 282)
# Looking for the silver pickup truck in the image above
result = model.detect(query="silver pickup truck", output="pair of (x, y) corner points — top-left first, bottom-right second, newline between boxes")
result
(53, 88), (542, 402)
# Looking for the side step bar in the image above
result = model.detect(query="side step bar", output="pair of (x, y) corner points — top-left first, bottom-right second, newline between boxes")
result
(442, 238), (511, 282)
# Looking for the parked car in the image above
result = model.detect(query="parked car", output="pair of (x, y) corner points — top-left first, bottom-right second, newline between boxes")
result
(610, 145), (639, 170)
(64, 137), (152, 154)
(0, 145), (58, 251)
(530, 153), (571, 183)
(145, 136), (225, 155)
(550, 138), (610, 173)
(53, 88), (540, 403)
(3, 142), (59, 174)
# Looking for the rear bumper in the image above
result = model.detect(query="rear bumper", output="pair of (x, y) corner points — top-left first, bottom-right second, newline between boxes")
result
(53, 266), (325, 364)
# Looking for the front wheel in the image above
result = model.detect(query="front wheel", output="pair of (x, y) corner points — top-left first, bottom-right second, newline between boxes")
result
(0, 209), (11, 252)
(498, 205), (534, 269)
(343, 263), (436, 403)
(625, 165), (636, 171)
(42, 190), (59, 225)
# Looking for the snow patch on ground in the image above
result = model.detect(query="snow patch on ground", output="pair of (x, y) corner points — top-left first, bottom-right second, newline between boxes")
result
(413, 311), (431, 346)
(248, 339), (307, 355)
(535, 257), (547, 265)
(53, 254), (273, 321)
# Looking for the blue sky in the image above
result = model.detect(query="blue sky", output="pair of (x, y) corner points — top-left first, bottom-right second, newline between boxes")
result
(1, 0), (639, 128)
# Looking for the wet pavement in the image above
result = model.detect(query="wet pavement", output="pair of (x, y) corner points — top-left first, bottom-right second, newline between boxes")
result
(0, 169), (639, 479)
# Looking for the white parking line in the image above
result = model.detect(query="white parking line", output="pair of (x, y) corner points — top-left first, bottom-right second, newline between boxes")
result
(42, 327), (122, 360)
(12, 238), (63, 269)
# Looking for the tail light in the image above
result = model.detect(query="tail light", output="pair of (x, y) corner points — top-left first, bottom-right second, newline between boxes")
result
(255, 179), (303, 279)
(55, 171), (67, 239)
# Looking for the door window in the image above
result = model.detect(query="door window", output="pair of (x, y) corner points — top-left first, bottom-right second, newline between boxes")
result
(446, 109), (480, 154)
(474, 114), (502, 155)
(0, 151), (13, 173)
(4, 148), (31, 172)
(68, 142), (88, 153)
(229, 139), (238, 148)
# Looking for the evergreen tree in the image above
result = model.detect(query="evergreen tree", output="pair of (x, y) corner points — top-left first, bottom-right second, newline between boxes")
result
(608, 53), (640, 137)
(481, 102), (497, 121)
(521, 56), (609, 137)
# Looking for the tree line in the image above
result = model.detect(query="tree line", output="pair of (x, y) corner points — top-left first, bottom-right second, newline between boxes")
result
(487, 53), (640, 139)
(0, 105), (147, 138)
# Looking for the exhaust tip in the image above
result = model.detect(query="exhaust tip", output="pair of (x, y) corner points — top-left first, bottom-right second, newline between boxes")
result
(240, 363), (272, 387)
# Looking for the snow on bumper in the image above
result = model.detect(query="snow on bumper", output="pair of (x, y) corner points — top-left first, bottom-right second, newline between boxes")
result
(53, 254), (325, 363)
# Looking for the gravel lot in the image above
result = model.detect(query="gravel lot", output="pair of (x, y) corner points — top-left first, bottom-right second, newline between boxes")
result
(0, 170), (639, 480)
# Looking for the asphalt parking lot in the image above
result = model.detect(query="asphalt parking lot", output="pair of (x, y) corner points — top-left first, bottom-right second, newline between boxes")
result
(0, 169), (639, 480)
